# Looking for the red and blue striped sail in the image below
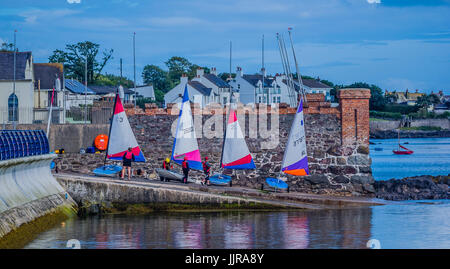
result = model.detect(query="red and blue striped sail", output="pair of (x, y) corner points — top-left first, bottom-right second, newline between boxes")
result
(171, 86), (202, 170)
(221, 106), (255, 170)
(106, 94), (146, 162)
(281, 98), (309, 176)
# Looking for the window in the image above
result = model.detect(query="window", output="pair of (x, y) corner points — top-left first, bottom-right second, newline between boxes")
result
(8, 93), (18, 122)
(223, 97), (227, 104)
(277, 96), (281, 103)
(258, 96), (262, 103)
(238, 84), (240, 89)
(273, 96), (276, 103)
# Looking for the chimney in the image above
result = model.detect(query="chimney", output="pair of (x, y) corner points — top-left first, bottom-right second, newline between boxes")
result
(261, 67), (266, 77)
(196, 68), (204, 78)
(236, 66), (243, 77)
(180, 73), (188, 85)
(211, 67), (217, 75)
(415, 89), (418, 93)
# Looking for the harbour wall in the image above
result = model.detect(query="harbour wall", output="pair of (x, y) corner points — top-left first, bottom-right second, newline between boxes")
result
(54, 88), (375, 197)
(0, 154), (76, 246)
(370, 118), (450, 131)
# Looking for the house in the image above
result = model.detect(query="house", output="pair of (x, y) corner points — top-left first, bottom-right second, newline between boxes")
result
(301, 78), (333, 102)
(229, 67), (282, 105)
(191, 67), (233, 106)
(164, 73), (215, 108)
(89, 85), (136, 103)
(135, 84), (155, 101)
(0, 51), (34, 124)
(64, 79), (96, 108)
(384, 89), (425, 106)
(33, 63), (65, 123)
(433, 103), (450, 114)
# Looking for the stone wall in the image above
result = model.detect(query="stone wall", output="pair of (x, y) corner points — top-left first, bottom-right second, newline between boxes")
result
(54, 89), (375, 197)
(370, 118), (450, 131)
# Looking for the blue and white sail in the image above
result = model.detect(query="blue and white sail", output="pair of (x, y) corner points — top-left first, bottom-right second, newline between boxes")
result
(171, 85), (202, 170)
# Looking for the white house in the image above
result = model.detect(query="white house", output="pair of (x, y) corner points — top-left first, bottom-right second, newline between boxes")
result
(229, 67), (298, 106)
(164, 73), (216, 108)
(0, 51), (35, 124)
(136, 84), (155, 101)
(191, 67), (234, 106)
(301, 78), (333, 101)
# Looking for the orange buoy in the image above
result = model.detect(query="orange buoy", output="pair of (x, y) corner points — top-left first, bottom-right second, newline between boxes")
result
(94, 134), (108, 151)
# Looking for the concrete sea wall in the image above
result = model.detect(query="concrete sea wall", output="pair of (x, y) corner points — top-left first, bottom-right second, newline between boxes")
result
(0, 154), (76, 245)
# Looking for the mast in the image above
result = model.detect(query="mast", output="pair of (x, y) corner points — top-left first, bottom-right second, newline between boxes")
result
(103, 91), (119, 167)
(12, 30), (17, 129)
(221, 41), (233, 168)
(288, 27), (307, 106)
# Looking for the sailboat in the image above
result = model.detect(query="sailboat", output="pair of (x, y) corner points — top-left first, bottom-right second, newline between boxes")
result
(393, 128), (413, 155)
(265, 98), (309, 190)
(93, 92), (146, 176)
(156, 85), (202, 183)
(209, 95), (256, 186)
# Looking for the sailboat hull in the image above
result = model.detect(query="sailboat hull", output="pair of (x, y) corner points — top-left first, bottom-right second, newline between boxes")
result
(93, 165), (122, 177)
(209, 174), (232, 186)
(265, 177), (289, 189)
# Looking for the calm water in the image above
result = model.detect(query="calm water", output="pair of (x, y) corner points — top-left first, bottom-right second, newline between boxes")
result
(24, 138), (450, 249)
(25, 200), (449, 249)
(370, 137), (450, 180)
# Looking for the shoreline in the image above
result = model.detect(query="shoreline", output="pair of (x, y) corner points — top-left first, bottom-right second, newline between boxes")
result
(370, 129), (450, 139)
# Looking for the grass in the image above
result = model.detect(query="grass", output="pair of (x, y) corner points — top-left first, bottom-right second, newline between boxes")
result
(400, 126), (442, 131)
(370, 118), (389, 122)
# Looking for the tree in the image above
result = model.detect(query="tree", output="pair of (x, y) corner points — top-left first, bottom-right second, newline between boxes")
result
(94, 73), (134, 88)
(165, 56), (193, 84)
(218, 72), (236, 81)
(142, 64), (171, 92)
(415, 94), (441, 109)
(1, 42), (15, 52)
(48, 41), (113, 84)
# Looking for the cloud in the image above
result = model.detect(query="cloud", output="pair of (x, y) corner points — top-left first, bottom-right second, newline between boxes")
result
(367, 0), (381, 4)
(67, 0), (81, 3)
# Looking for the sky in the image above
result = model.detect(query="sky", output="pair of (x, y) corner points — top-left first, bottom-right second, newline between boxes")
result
(1, 0), (450, 93)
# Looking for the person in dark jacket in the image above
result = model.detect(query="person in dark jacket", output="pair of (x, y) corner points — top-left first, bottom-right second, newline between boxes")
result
(181, 156), (189, 184)
(202, 156), (211, 186)
(121, 147), (135, 180)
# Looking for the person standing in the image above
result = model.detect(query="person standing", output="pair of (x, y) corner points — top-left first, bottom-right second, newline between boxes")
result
(181, 156), (190, 184)
(202, 156), (211, 186)
(121, 147), (135, 180)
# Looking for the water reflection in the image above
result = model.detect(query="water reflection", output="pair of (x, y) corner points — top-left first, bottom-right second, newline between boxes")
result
(25, 208), (373, 249)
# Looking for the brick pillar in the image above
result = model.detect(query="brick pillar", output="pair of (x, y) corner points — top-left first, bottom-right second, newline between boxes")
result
(338, 88), (371, 146)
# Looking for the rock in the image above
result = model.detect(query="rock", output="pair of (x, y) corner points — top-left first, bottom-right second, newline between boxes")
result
(336, 157), (347, 165)
(374, 175), (448, 200)
(333, 175), (350, 184)
(304, 175), (329, 185)
(357, 146), (370, 155)
(347, 155), (371, 166)
(350, 175), (374, 185)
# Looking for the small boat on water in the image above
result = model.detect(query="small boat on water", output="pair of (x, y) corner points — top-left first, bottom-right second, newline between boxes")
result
(93, 92), (146, 176)
(393, 128), (413, 155)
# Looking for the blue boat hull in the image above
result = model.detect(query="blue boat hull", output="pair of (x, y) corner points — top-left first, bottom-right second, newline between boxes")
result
(265, 177), (288, 189)
(209, 174), (232, 186)
(93, 165), (122, 177)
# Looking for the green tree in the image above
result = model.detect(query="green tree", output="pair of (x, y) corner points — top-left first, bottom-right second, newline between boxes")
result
(165, 56), (193, 84)
(1, 42), (15, 52)
(48, 41), (113, 84)
(415, 94), (441, 109)
(142, 64), (171, 92)
(93, 73), (134, 88)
